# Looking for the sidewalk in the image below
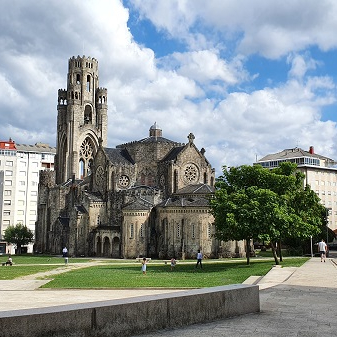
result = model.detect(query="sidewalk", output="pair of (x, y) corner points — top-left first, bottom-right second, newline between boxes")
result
(139, 257), (337, 337)
(1, 257), (337, 336)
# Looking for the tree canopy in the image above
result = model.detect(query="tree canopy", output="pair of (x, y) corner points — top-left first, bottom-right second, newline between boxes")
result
(4, 223), (34, 254)
(210, 162), (326, 264)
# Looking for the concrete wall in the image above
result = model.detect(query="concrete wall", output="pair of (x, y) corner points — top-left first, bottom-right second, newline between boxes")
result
(0, 285), (259, 337)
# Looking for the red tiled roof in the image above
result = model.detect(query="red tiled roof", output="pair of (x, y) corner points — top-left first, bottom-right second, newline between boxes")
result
(0, 139), (16, 150)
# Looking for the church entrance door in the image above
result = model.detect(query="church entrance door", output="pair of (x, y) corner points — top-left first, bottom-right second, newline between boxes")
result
(96, 237), (102, 257)
(103, 237), (111, 257)
(112, 237), (120, 258)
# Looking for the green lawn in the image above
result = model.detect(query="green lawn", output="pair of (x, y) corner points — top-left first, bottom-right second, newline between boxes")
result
(0, 255), (92, 265)
(41, 257), (309, 289)
(0, 265), (63, 280)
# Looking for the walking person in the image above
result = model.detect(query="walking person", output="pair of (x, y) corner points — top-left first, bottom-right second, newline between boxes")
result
(62, 247), (69, 265)
(318, 239), (327, 262)
(141, 257), (148, 275)
(196, 249), (203, 269)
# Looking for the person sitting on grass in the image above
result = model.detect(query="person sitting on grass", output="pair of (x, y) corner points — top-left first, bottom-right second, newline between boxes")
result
(5, 255), (13, 266)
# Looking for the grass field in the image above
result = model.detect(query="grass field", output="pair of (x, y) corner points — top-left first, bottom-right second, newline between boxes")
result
(0, 255), (309, 287)
(41, 257), (309, 289)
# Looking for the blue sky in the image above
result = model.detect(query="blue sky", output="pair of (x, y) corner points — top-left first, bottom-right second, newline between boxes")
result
(0, 0), (337, 174)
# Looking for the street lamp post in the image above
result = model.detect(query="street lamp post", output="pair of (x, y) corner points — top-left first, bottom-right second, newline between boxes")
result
(326, 207), (332, 247)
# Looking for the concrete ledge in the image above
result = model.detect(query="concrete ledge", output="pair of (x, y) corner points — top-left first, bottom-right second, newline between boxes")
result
(0, 284), (259, 337)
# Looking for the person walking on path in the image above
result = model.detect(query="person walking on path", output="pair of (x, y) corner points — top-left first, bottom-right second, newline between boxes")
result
(141, 257), (148, 275)
(62, 247), (69, 265)
(318, 239), (327, 262)
(196, 250), (203, 269)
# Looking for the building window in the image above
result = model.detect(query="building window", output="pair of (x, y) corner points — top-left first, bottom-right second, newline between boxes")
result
(4, 190), (11, 196)
(19, 181), (25, 186)
(4, 180), (12, 186)
(32, 181), (38, 186)
(30, 210), (36, 215)
(4, 200), (11, 205)
(17, 210), (24, 216)
(3, 211), (10, 216)
(3, 220), (10, 227)
(191, 224), (195, 239)
(130, 224), (134, 239)
(5, 161), (13, 166)
(31, 191), (37, 196)
(207, 223), (212, 239)
(176, 223), (181, 238)
(140, 224), (144, 238)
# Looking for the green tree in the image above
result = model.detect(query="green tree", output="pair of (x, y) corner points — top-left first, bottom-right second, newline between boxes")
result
(211, 163), (326, 265)
(4, 223), (34, 254)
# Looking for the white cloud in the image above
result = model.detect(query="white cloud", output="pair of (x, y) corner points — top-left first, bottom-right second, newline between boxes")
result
(0, 0), (337, 176)
(131, 0), (337, 58)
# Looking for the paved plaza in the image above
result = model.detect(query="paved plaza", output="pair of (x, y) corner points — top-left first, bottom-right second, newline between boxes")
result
(1, 256), (337, 336)
(137, 256), (337, 337)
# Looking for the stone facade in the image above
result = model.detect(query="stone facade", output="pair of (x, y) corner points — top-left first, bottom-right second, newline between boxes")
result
(35, 55), (244, 259)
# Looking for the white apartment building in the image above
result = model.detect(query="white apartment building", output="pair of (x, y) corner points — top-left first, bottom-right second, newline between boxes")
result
(0, 138), (56, 254)
(255, 146), (337, 232)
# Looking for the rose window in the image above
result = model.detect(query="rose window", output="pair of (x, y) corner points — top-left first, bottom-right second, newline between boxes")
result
(80, 139), (93, 159)
(119, 175), (130, 188)
(184, 164), (198, 182)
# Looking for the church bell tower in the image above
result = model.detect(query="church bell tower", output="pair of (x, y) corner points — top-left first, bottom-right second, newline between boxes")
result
(55, 56), (108, 184)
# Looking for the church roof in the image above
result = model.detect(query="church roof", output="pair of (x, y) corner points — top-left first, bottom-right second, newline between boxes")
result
(123, 197), (153, 211)
(123, 136), (178, 144)
(158, 196), (210, 208)
(161, 146), (185, 161)
(85, 191), (104, 202)
(104, 147), (135, 165)
(58, 217), (69, 227)
(175, 184), (215, 195)
(75, 205), (87, 213)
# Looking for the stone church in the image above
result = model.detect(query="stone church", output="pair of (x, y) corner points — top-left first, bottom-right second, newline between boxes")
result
(35, 55), (242, 259)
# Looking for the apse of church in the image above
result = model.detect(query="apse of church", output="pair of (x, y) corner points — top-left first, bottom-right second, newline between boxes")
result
(35, 55), (245, 259)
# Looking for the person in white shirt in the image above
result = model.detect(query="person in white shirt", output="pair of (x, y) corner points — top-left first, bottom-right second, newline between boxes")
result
(196, 250), (203, 269)
(318, 239), (327, 262)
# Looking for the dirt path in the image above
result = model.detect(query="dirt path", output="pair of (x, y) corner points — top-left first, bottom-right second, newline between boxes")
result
(15, 261), (102, 280)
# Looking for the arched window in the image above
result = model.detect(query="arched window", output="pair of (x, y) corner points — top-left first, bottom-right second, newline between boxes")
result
(88, 159), (93, 176)
(84, 105), (92, 124)
(204, 172), (207, 184)
(130, 224), (134, 239)
(174, 170), (178, 193)
(87, 75), (90, 92)
(140, 224), (144, 238)
(79, 159), (84, 179)
(76, 74), (80, 84)
(79, 138), (95, 179)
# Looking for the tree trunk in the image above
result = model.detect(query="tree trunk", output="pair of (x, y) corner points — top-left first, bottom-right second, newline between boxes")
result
(278, 240), (283, 262)
(246, 238), (250, 265)
(270, 241), (279, 265)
